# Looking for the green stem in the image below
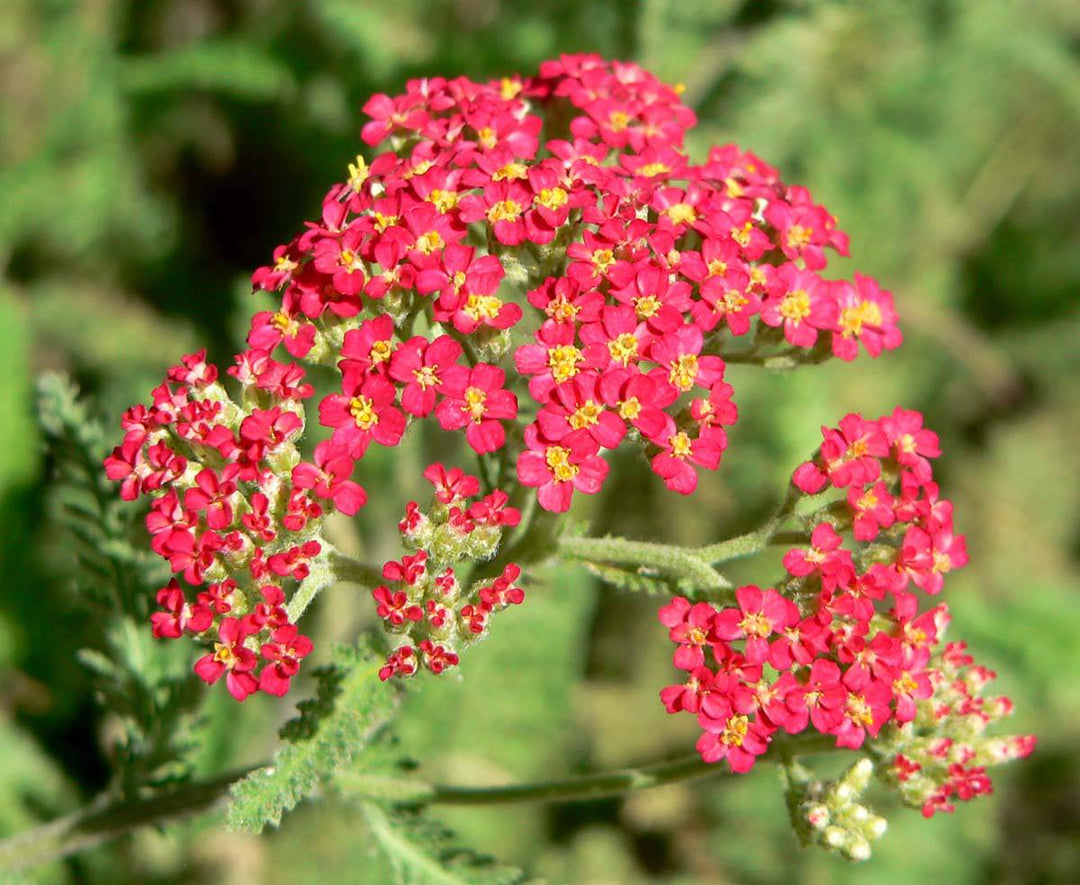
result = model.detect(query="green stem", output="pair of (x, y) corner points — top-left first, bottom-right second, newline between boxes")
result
(285, 545), (384, 623)
(559, 535), (732, 592)
(0, 768), (250, 873)
(697, 483), (804, 564)
(0, 736), (838, 872)
(557, 483), (807, 593)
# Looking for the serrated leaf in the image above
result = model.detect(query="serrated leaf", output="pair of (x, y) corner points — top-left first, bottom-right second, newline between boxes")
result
(360, 803), (527, 885)
(226, 642), (398, 832)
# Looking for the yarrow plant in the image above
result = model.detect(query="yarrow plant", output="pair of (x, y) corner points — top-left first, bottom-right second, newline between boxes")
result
(90, 53), (1033, 863)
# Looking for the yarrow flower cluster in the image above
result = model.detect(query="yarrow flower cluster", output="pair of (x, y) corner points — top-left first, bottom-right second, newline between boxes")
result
(103, 350), (335, 700)
(97, 53), (1037, 861)
(658, 409), (1034, 818)
(248, 53), (900, 513)
(107, 54), (906, 700)
(375, 463), (524, 680)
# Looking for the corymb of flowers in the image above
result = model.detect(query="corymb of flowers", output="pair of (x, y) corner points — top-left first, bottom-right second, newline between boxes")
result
(105, 54), (1033, 858)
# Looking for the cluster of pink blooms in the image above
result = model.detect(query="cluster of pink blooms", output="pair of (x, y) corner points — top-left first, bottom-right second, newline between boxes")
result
(249, 53), (900, 514)
(104, 55), (902, 703)
(658, 409), (1034, 816)
(375, 463), (524, 681)
(103, 351), (353, 700)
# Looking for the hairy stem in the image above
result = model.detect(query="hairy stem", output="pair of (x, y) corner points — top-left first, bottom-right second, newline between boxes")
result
(0, 735), (838, 872)
(557, 482), (807, 594)
(559, 535), (732, 591)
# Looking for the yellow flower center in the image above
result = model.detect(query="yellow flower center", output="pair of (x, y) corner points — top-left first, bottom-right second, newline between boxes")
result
(274, 254), (298, 274)
(349, 396), (379, 430)
(894, 673), (919, 695)
(404, 159), (433, 179)
(932, 551), (953, 574)
(664, 202), (697, 225)
(413, 366), (440, 389)
(370, 340), (393, 364)
(721, 714), (749, 747)
(839, 301), (883, 338)
(669, 431), (693, 458)
(634, 294), (661, 319)
(707, 258), (728, 277)
(619, 397), (642, 420)
(731, 221), (754, 247)
(213, 642), (237, 667)
(545, 446), (579, 482)
(477, 126), (497, 149)
(722, 289), (749, 313)
(609, 110), (631, 131)
(786, 224), (813, 249)
(547, 345), (583, 384)
(270, 311), (294, 334)
(637, 162), (671, 178)
(415, 230), (444, 255)
(463, 386), (487, 421)
(427, 189), (459, 213)
(779, 288), (811, 323)
(464, 293), (503, 321)
(548, 296), (578, 323)
(487, 200), (522, 223)
(499, 78), (522, 100)
(373, 212), (398, 233)
(537, 187), (569, 210)
(569, 400), (603, 430)
(738, 611), (772, 638)
(607, 333), (639, 366)
(493, 162), (528, 181)
(847, 693), (874, 727)
(591, 249), (615, 274)
(669, 353), (699, 392)
(724, 176), (745, 198)
(347, 155), (369, 192)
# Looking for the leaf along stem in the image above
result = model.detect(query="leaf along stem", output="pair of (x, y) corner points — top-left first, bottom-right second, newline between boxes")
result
(0, 735), (838, 872)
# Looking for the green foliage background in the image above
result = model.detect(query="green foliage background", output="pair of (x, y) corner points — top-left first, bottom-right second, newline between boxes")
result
(1, 0), (1078, 881)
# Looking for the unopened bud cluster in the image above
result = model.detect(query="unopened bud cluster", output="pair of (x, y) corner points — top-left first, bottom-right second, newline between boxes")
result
(788, 758), (886, 861)
(375, 463), (524, 681)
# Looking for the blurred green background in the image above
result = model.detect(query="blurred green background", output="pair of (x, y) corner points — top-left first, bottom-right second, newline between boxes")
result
(1, 0), (1078, 881)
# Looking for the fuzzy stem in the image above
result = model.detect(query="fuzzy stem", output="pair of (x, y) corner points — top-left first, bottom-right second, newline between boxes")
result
(696, 483), (804, 564)
(557, 483), (806, 594)
(285, 545), (384, 623)
(0, 735), (838, 872)
(558, 535), (732, 591)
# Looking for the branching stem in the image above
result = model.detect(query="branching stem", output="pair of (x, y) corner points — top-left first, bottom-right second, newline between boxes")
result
(0, 735), (837, 872)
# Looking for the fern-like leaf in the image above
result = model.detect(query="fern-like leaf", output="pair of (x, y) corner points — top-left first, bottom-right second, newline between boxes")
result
(227, 641), (398, 832)
(360, 803), (527, 885)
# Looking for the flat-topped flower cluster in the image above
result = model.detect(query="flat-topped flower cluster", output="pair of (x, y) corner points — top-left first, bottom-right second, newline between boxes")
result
(249, 53), (900, 511)
(105, 54), (903, 702)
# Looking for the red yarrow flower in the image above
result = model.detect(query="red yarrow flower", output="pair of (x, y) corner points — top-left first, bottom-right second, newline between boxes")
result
(517, 425), (609, 512)
(193, 617), (260, 701)
(713, 585), (800, 664)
